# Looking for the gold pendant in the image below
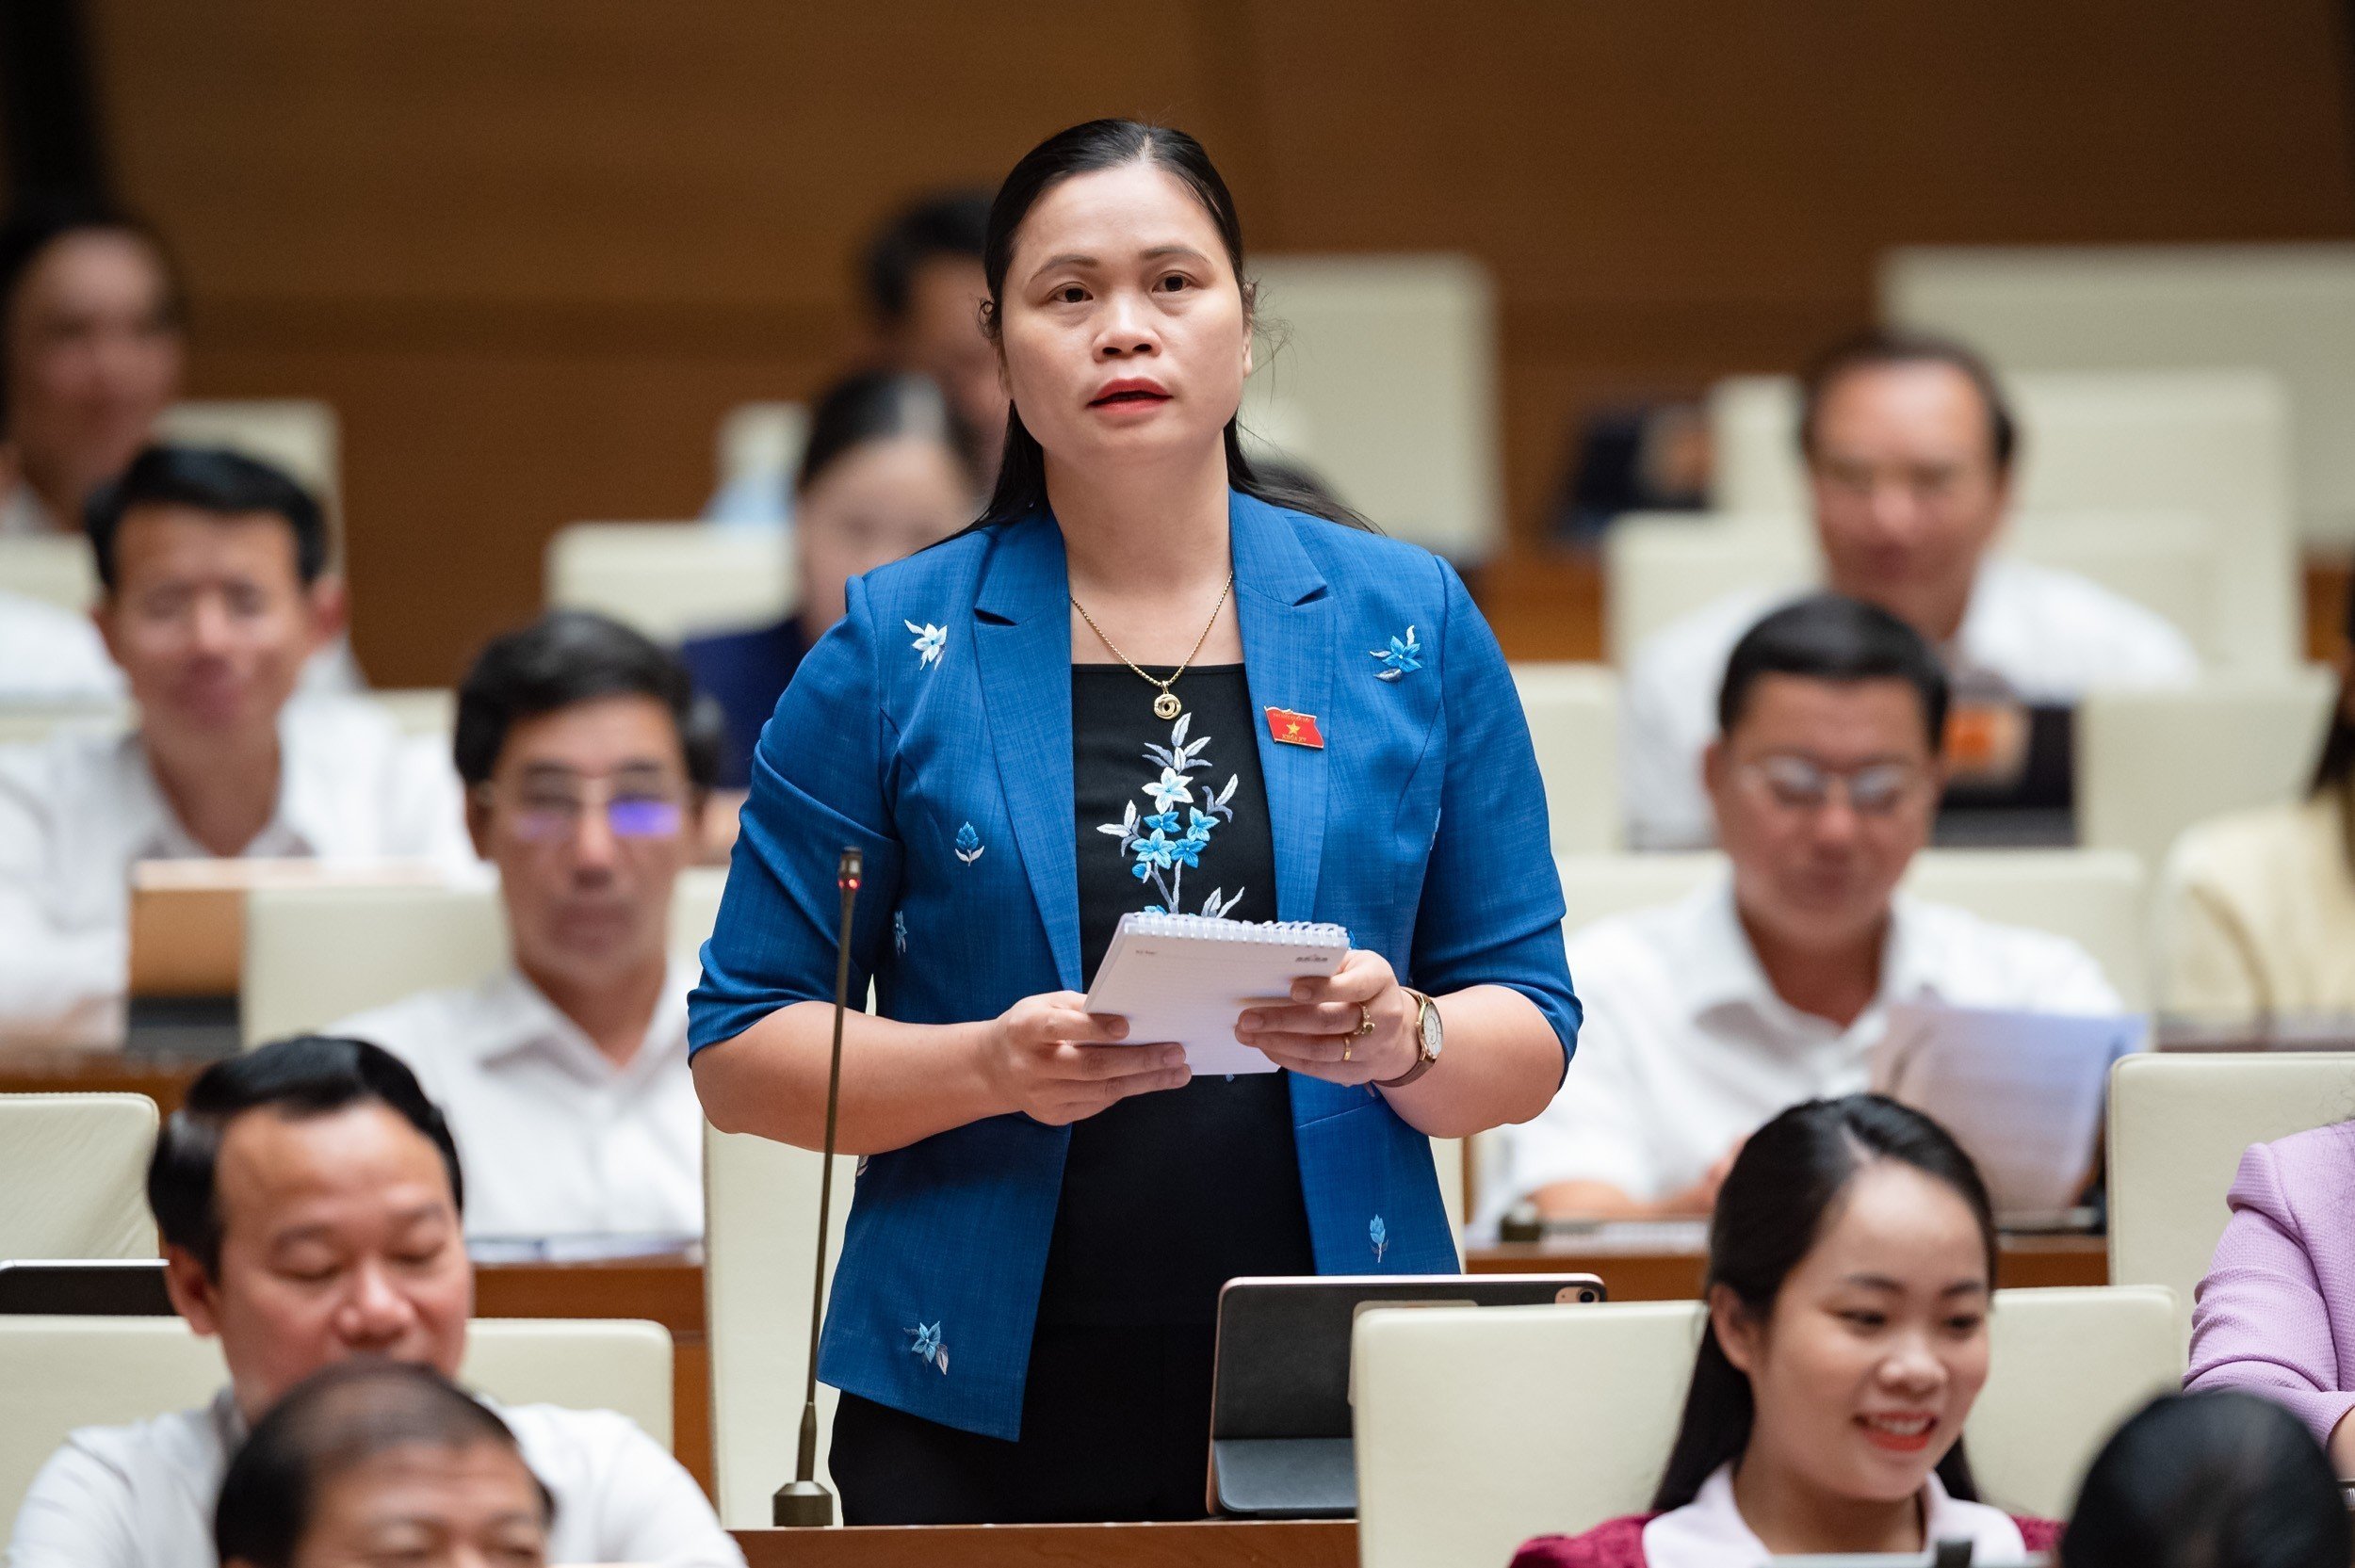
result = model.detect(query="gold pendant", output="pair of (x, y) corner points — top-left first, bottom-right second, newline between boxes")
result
(1153, 691), (1182, 720)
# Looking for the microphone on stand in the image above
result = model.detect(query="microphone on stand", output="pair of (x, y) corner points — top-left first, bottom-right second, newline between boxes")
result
(774, 846), (861, 1528)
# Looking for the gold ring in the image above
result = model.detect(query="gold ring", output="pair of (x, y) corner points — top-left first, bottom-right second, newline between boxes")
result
(1354, 1004), (1376, 1038)
(1342, 1046), (1353, 1062)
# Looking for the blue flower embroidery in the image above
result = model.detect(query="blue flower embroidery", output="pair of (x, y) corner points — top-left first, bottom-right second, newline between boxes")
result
(953, 822), (984, 865)
(905, 620), (947, 670)
(906, 1321), (950, 1374)
(893, 911), (907, 955)
(1370, 1215), (1390, 1263)
(1371, 624), (1423, 682)
(1094, 711), (1242, 913)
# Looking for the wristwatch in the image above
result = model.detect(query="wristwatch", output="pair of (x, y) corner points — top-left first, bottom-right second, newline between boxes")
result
(1376, 988), (1443, 1089)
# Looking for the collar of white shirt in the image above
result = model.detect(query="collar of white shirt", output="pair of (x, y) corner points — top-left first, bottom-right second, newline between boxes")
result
(1680, 874), (1948, 1037)
(120, 698), (406, 862)
(1643, 1462), (2029, 1568)
(463, 957), (695, 1085)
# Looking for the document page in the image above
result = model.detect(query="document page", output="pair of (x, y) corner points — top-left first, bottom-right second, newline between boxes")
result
(1870, 1002), (2148, 1219)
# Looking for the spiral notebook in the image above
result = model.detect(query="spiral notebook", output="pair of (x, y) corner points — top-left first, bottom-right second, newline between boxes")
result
(1083, 912), (1353, 1076)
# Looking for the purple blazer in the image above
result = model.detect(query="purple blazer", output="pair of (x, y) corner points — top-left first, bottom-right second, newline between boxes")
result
(2186, 1120), (2355, 1447)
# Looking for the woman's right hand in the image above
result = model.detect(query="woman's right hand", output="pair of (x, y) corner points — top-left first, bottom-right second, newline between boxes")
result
(978, 992), (1191, 1125)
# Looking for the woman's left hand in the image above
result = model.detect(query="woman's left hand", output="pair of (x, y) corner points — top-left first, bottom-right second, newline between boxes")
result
(1234, 948), (1418, 1088)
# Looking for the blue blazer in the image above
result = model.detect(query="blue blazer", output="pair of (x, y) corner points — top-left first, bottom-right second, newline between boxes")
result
(690, 491), (1579, 1439)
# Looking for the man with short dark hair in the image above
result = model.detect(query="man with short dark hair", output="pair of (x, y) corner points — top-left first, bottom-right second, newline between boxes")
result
(5, 1035), (742, 1568)
(1621, 328), (2199, 849)
(1488, 595), (2121, 1224)
(0, 445), (470, 1033)
(332, 611), (721, 1238)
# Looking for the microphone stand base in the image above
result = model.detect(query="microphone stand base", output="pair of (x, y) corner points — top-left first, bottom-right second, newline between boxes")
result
(772, 1482), (836, 1528)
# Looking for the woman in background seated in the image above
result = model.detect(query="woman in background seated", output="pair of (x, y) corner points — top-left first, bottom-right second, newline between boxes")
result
(679, 368), (979, 792)
(215, 1360), (552, 1568)
(2061, 1391), (2347, 1568)
(2184, 1119), (2355, 1471)
(1512, 1095), (2057, 1567)
(2154, 583), (2355, 1026)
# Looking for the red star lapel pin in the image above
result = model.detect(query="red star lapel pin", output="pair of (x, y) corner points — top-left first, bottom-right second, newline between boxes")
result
(1264, 707), (1325, 749)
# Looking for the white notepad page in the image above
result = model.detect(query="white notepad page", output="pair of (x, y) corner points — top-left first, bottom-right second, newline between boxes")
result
(1082, 912), (1353, 1076)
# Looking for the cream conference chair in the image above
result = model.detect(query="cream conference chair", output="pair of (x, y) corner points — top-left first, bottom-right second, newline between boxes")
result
(240, 866), (729, 1047)
(1510, 662), (1619, 854)
(2107, 1051), (2355, 1346)
(545, 522), (794, 644)
(0, 1316), (671, 1525)
(702, 1125), (855, 1528)
(1881, 243), (2355, 543)
(2076, 669), (2336, 887)
(1242, 253), (1502, 560)
(1353, 1286), (2181, 1568)
(0, 1094), (158, 1261)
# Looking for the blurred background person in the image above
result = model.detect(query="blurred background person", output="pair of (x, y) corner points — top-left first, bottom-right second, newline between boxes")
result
(335, 610), (721, 1240)
(0, 199), (184, 539)
(0, 200), (183, 700)
(2059, 1392), (2349, 1568)
(214, 1362), (554, 1568)
(0, 446), (470, 1036)
(2154, 581), (2355, 1026)
(8, 1035), (741, 1568)
(1487, 596), (2119, 1226)
(1621, 329), (2198, 849)
(680, 368), (978, 790)
(1513, 1096), (2057, 1566)
(706, 188), (1000, 525)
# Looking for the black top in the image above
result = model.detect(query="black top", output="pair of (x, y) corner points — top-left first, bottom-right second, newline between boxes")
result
(1038, 664), (1317, 1327)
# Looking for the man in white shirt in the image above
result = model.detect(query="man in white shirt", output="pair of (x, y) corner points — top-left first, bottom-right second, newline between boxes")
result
(6, 1035), (743, 1568)
(333, 611), (721, 1239)
(0, 445), (470, 1035)
(1622, 329), (2198, 849)
(1490, 595), (2121, 1227)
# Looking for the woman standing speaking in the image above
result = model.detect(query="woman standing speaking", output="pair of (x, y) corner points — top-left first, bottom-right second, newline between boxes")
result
(690, 119), (1579, 1524)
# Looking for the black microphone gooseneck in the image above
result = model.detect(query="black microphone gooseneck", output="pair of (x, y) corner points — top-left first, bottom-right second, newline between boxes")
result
(773, 846), (861, 1528)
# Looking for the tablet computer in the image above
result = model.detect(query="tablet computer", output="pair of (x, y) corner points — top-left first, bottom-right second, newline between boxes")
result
(1208, 1271), (1605, 1518)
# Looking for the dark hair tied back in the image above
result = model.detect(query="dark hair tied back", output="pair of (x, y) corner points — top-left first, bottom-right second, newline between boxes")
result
(1651, 1094), (1998, 1511)
(973, 118), (1370, 533)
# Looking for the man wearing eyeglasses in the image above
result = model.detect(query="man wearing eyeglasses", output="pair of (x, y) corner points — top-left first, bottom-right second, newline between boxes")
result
(332, 611), (722, 1240)
(1485, 594), (2121, 1226)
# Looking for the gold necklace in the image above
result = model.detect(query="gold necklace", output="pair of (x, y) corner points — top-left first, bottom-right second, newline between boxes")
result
(1070, 573), (1235, 720)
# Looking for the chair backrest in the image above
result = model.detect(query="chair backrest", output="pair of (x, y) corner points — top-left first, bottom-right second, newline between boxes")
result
(2107, 1052), (2355, 1344)
(1353, 1285), (2180, 1568)
(702, 1125), (855, 1528)
(2076, 669), (2336, 882)
(0, 534), (99, 613)
(1707, 368), (2298, 670)
(715, 401), (808, 496)
(1880, 243), (2355, 543)
(1510, 663), (1619, 854)
(241, 869), (728, 1046)
(155, 400), (342, 528)
(0, 702), (126, 748)
(0, 1095), (158, 1261)
(1603, 509), (2222, 668)
(1553, 849), (2149, 1009)
(544, 522), (794, 642)
(1242, 254), (1502, 561)
(0, 1315), (670, 1526)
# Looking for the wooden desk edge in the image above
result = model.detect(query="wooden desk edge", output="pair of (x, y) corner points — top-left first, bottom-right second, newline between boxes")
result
(733, 1519), (1356, 1567)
